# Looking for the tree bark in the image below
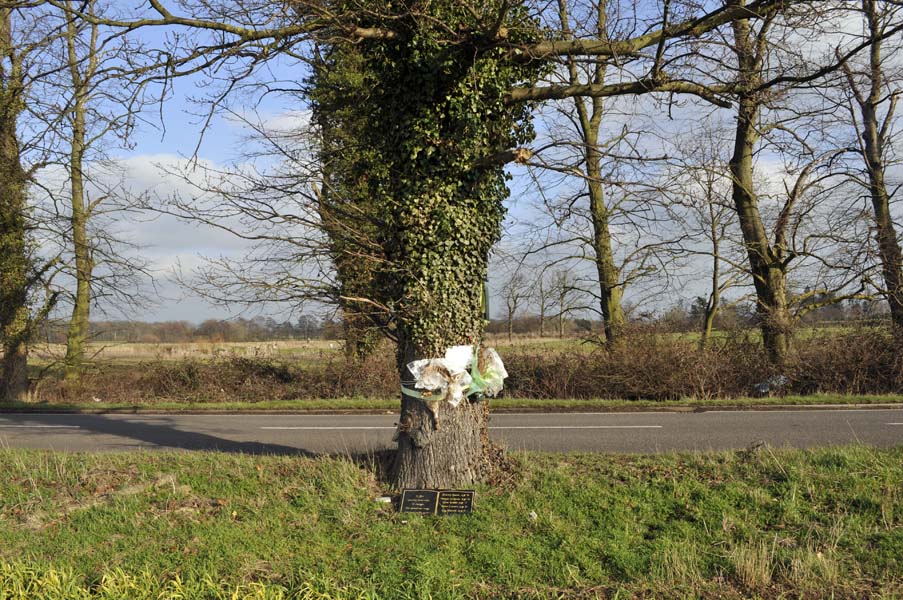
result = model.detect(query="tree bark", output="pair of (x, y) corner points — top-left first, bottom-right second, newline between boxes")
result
(0, 346), (27, 403)
(558, 297), (565, 338)
(393, 335), (492, 490)
(869, 163), (903, 331)
(730, 97), (791, 364)
(701, 261), (719, 348)
(701, 196), (723, 348)
(394, 396), (490, 489)
(538, 277), (546, 337)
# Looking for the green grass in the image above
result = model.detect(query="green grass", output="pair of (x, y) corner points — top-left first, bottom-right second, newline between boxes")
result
(4, 393), (903, 414)
(0, 446), (901, 598)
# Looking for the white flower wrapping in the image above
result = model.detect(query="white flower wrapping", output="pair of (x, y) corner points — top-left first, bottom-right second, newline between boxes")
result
(406, 345), (507, 407)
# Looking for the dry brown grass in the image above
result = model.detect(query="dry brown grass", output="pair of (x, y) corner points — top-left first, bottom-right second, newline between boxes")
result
(29, 339), (342, 362)
(22, 325), (903, 405)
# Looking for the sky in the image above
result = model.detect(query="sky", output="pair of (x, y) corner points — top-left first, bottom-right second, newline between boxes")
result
(38, 0), (899, 325)
(78, 48), (313, 323)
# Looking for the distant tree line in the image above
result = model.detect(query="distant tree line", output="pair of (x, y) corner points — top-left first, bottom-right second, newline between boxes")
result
(33, 296), (886, 346)
(36, 316), (342, 345)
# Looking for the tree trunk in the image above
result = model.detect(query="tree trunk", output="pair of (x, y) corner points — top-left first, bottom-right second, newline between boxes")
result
(538, 280), (546, 337)
(558, 302), (565, 338)
(729, 18), (791, 365)
(701, 280), (719, 350)
(701, 215), (721, 349)
(856, 0), (903, 334)
(0, 346), (27, 403)
(588, 175), (625, 344)
(581, 83), (625, 344)
(730, 100), (791, 364)
(862, 122), (903, 331)
(387, 161), (499, 490)
(0, 159), (29, 402)
(571, 5), (626, 347)
(0, 8), (30, 403)
(394, 395), (491, 489)
(730, 104), (791, 365)
(64, 94), (92, 379)
(870, 167), (903, 331)
(393, 333), (492, 490)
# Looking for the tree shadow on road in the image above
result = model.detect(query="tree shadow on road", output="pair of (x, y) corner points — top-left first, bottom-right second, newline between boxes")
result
(4, 413), (408, 485)
(9, 413), (317, 457)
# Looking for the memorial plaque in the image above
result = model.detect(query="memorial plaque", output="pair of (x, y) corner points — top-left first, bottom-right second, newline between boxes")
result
(399, 489), (439, 514)
(399, 489), (474, 515)
(436, 490), (474, 515)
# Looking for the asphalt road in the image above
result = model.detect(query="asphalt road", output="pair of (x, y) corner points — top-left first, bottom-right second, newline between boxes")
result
(0, 409), (901, 455)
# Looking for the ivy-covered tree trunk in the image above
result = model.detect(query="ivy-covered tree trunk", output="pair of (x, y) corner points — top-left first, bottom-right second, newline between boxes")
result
(0, 8), (31, 403)
(381, 85), (512, 487)
(310, 2), (543, 489)
(0, 142), (30, 403)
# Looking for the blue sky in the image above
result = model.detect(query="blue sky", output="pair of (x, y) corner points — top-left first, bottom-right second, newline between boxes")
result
(63, 1), (893, 325)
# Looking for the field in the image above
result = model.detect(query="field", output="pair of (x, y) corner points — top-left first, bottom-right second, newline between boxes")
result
(29, 339), (344, 364)
(13, 326), (903, 411)
(27, 335), (589, 363)
(0, 445), (900, 599)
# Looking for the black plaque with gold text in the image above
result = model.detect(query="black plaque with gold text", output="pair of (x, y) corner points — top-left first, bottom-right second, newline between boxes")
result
(399, 489), (474, 515)
(399, 489), (439, 514)
(436, 490), (474, 515)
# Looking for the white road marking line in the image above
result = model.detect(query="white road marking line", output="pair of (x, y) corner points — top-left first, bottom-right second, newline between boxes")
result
(0, 425), (81, 429)
(494, 412), (678, 417)
(261, 425), (662, 430)
(704, 409), (903, 414)
(887, 423), (903, 425)
(492, 425), (662, 430)
(261, 426), (394, 430)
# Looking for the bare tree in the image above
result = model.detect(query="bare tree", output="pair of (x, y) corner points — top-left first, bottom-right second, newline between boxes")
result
(550, 268), (584, 337)
(499, 265), (531, 341)
(521, 0), (703, 346)
(41, 1), (155, 378)
(692, 0), (897, 364)
(533, 261), (557, 337)
(836, 0), (903, 335)
(665, 126), (743, 346)
(551, 0), (626, 344)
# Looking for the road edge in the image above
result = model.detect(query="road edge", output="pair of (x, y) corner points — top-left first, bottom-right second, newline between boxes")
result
(2, 402), (902, 416)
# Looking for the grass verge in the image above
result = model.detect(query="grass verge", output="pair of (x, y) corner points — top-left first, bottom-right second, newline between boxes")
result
(0, 446), (901, 598)
(3, 393), (903, 414)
